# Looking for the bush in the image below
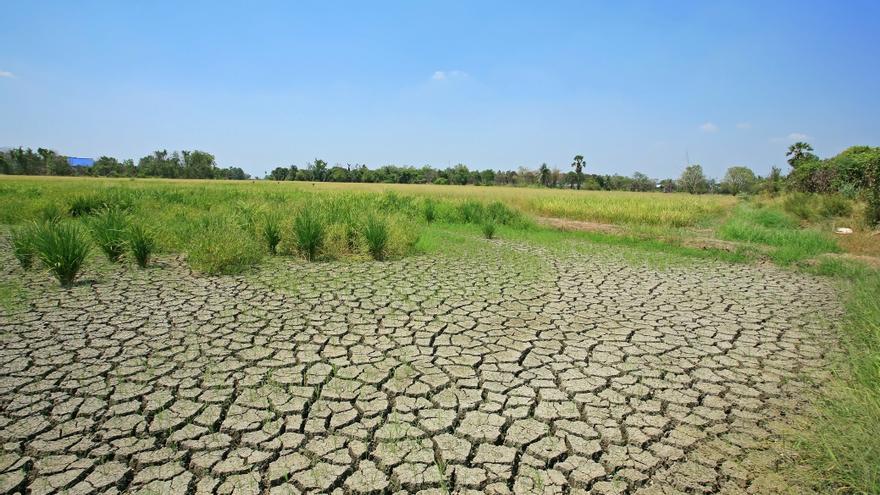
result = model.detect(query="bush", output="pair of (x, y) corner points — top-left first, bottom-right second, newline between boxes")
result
(187, 220), (263, 274)
(481, 221), (497, 239)
(362, 216), (389, 260)
(820, 195), (853, 218)
(68, 194), (103, 217)
(262, 214), (282, 255)
(10, 224), (36, 269)
(127, 223), (155, 268)
(783, 193), (816, 221)
(90, 208), (129, 262)
(292, 208), (325, 261)
(31, 222), (91, 287)
(458, 200), (484, 223)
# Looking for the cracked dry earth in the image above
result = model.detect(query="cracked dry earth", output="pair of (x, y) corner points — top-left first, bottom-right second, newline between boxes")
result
(0, 237), (841, 495)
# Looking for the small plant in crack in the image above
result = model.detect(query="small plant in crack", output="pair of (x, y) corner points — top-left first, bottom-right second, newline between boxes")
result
(10, 223), (36, 270)
(262, 213), (282, 255)
(481, 221), (497, 240)
(127, 222), (155, 268)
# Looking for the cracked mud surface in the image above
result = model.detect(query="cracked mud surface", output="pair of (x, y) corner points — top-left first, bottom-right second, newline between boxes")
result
(0, 236), (840, 494)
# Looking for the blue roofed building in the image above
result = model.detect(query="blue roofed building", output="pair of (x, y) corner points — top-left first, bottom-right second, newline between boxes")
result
(67, 157), (95, 167)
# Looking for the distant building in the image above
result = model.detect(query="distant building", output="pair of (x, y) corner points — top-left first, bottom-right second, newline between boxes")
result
(67, 157), (95, 167)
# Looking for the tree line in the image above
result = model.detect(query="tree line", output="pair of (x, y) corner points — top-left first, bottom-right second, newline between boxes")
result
(0, 148), (250, 180)
(2, 144), (877, 206)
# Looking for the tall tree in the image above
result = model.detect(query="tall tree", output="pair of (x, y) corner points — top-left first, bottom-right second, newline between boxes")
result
(722, 166), (757, 195)
(539, 163), (550, 187)
(786, 142), (817, 168)
(571, 155), (585, 190)
(678, 164), (709, 194)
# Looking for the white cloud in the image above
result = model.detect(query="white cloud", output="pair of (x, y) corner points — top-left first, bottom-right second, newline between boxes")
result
(431, 70), (468, 81)
(736, 122), (751, 129)
(0, 71), (14, 78)
(770, 132), (811, 143)
(699, 122), (718, 133)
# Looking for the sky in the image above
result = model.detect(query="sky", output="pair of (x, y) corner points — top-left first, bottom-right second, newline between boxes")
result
(2, 1), (879, 179)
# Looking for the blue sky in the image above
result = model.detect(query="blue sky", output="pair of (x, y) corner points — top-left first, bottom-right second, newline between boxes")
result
(2, 1), (878, 179)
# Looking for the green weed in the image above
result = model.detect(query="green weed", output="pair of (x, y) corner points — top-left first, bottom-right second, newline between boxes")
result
(292, 208), (325, 261)
(31, 221), (91, 287)
(128, 223), (155, 268)
(90, 208), (129, 262)
(362, 216), (389, 260)
(10, 224), (36, 269)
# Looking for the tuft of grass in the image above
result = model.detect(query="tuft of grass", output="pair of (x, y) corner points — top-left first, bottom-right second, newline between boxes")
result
(10, 224), (36, 269)
(481, 221), (497, 239)
(187, 220), (263, 274)
(262, 214), (282, 255)
(31, 221), (91, 287)
(39, 204), (65, 224)
(68, 194), (103, 217)
(423, 199), (436, 223)
(820, 194), (854, 218)
(292, 207), (325, 261)
(127, 223), (155, 268)
(362, 216), (389, 260)
(90, 208), (129, 262)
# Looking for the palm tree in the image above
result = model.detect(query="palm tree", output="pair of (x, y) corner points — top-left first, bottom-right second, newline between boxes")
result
(571, 155), (585, 189)
(539, 163), (550, 187)
(786, 142), (814, 168)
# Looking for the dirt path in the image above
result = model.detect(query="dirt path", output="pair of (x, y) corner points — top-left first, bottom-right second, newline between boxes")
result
(0, 238), (840, 494)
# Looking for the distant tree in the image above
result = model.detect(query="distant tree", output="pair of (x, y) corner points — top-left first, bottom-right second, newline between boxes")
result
(550, 167), (561, 188)
(630, 172), (654, 192)
(678, 164), (709, 194)
(786, 142), (817, 168)
(722, 166), (757, 195)
(571, 155), (585, 189)
(327, 166), (350, 182)
(539, 163), (550, 187)
(480, 169), (496, 185)
(449, 164), (470, 185)
(182, 150), (216, 179)
(308, 159), (328, 181)
(658, 178), (677, 193)
(92, 156), (122, 176)
(268, 166), (289, 181)
(764, 166), (783, 195)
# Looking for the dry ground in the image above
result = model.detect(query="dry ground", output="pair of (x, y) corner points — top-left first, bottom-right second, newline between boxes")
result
(0, 237), (841, 494)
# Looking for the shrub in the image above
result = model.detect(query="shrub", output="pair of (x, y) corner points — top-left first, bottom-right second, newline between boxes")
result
(68, 194), (103, 217)
(292, 208), (325, 261)
(127, 223), (155, 268)
(262, 214), (282, 255)
(782, 193), (816, 221)
(458, 200), (484, 223)
(90, 208), (129, 262)
(481, 221), (497, 239)
(31, 222), (91, 287)
(10, 224), (36, 269)
(820, 195), (853, 218)
(39, 204), (64, 224)
(187, 221), (263, 274)
(362, 216), (389, 260)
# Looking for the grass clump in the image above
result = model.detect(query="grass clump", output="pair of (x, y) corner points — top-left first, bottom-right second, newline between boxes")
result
(481, 221), (497, 239)
(11, 224), (36, 269)
(292, 208), (325, 261)
(90, 208), (129, 262)
(127, 223), (155, 268)
(187, 219), (263, 274)
(262, 214), (282, 255)
(423, 199), (436, 223)
(362, 216), (389, 260)
(31, 221), (91, 287)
